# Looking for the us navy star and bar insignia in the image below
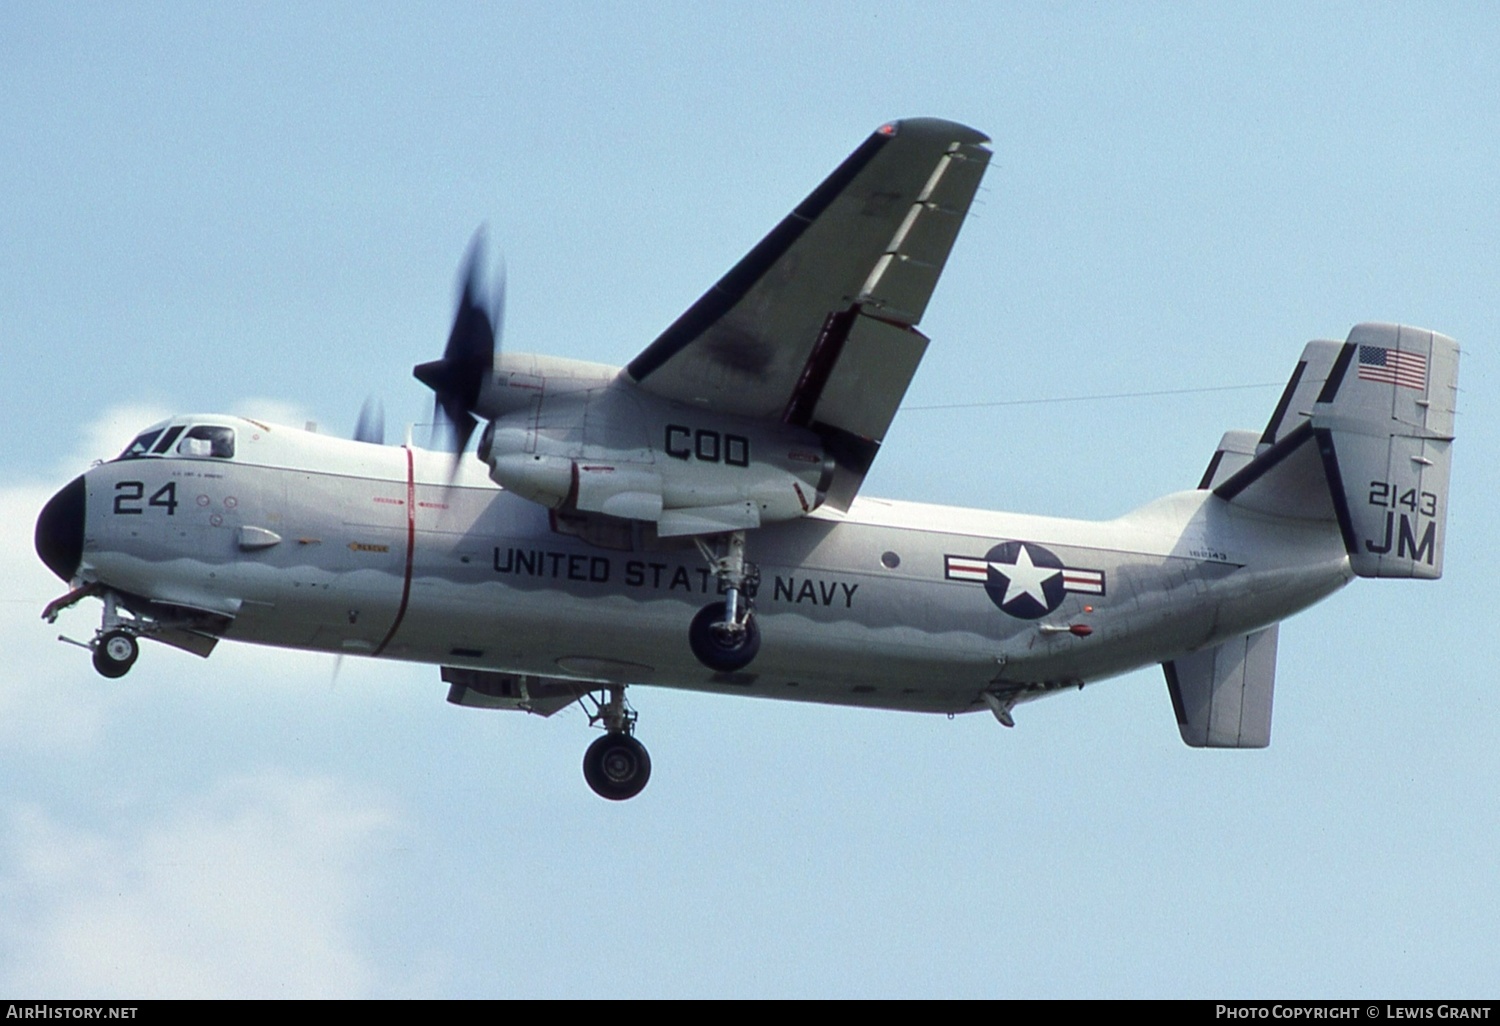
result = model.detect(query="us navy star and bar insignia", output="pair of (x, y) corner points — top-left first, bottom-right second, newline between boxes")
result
(945, 541), (1105, 619)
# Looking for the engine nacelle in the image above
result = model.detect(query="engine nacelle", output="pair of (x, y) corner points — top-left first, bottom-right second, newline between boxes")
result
(478, 381), (834, 536)
(486, 451), (574, 509)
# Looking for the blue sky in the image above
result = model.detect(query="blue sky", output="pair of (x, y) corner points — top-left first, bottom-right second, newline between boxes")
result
(2, 3), (1496, 997)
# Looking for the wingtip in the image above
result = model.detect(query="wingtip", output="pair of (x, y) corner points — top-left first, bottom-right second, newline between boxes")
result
(878, 117), (991, 148)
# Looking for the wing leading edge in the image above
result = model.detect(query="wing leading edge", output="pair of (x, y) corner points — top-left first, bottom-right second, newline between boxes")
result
(626, 118), (992, 509)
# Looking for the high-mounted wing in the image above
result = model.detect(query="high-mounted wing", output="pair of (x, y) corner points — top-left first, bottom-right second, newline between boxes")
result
(626, 118), (991, 508)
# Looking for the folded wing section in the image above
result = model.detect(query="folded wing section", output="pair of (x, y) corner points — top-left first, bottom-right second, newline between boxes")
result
(626, 118), (991, 507)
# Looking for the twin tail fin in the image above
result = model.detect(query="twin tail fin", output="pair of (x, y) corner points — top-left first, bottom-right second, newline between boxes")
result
(1204, 323), (1459, 580)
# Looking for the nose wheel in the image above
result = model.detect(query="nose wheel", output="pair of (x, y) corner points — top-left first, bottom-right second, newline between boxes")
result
(92, 629), (139, 679)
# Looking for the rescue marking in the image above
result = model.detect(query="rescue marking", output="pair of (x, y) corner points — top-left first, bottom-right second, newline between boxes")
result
(372, 447), (416, 656)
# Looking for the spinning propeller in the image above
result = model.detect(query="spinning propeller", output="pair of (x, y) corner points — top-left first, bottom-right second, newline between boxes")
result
(353, 397), (385, 446)
(413, 231), (504, 467)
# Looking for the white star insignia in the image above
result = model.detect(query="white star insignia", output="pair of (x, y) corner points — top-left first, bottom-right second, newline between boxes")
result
(990, 545), (1061, 608)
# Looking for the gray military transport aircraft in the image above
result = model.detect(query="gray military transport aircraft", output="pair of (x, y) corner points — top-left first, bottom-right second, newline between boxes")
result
(34, 118), (1459, 800)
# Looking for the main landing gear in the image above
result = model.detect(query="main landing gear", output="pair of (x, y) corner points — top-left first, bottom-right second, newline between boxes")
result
(689, 530), (761, 672)
(580, 685), (651, 801)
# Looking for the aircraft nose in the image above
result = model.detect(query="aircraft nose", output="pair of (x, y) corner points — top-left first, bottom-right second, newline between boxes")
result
(35, 475), (86, 582)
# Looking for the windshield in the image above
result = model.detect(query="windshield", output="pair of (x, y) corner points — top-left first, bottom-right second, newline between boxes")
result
(116, 423), (234, 460)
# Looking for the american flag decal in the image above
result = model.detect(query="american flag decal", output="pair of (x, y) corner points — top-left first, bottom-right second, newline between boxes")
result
(1357, 345), (1427, 391)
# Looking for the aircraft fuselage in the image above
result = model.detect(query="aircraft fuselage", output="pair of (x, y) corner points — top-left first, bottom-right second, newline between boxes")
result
(57, 416), (1351, 717)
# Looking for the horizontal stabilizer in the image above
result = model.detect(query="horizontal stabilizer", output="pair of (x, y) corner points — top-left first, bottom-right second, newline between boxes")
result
(1213, 421), (1338, 521)
(1163, 626), (1278, 748)
(1197, 429), (1260, 490)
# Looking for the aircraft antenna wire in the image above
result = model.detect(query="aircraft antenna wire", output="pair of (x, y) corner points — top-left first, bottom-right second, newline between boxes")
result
(902, 381), (1283, 412)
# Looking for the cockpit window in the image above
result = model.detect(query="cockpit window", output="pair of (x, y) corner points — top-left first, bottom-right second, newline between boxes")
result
(176, 425), (235, 459)
(117, 423), (236, 461)
(152, 425), (185, 454)
(119, 429), (164, 460)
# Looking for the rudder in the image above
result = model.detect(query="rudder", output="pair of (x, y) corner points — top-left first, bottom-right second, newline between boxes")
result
(1213, 323), (1459, 579)
(1315, 324), (1458, 579)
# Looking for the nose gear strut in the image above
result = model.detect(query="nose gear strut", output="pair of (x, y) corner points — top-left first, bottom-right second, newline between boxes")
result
(51, 589), (146, 679)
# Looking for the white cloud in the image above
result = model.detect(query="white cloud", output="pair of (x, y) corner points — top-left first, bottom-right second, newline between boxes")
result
(0, 770), (397, 998)
(1, 404), (424, 998)
(0, 481), (118, 751)
(228, 397), (314, 434)
(64, 403), (175, 472)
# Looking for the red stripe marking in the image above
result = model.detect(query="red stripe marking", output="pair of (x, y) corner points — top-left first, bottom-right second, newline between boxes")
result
(373, 446), (416, 656)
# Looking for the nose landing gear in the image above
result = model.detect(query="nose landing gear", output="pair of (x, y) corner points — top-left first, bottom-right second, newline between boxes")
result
(44, 587), (146, 679)
(92, 629), (139, 679)
(86, 591), (144, 679)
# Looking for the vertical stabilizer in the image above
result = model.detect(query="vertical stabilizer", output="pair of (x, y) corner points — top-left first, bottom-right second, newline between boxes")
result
(1164, 626), (1279, 748)
(1312, 324), (1458, 579)
(1255, 339), (1346, 449)
(1213, 323), (1459, 579)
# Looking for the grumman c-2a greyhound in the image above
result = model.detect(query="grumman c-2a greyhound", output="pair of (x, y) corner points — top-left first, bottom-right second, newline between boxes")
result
(34, 118), (1459, 800)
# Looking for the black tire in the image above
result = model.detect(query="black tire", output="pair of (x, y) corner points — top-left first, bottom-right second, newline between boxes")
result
(688, 601), (761, 672)
(92, 630), (138, 679)
(583, 733), (652, 801)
